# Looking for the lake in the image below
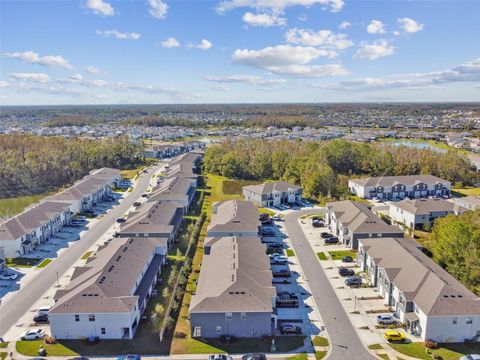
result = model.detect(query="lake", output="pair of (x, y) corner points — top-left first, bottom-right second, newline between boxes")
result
(0, 192), (52, 220)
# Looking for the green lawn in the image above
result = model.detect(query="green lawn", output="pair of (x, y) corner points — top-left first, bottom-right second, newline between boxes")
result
(0, 352), (7, 360)
(300, 213), (324, 220)
(368, 343), (383, 350)
(0, 192), (54, 220)
(377, 354), (390, 360)
(287, 353), (308, 360)
(259, 207), (276, 216)
(6, 257), (40, 268)
(328, 250), (357, 261)
(222, 178), (262, 195)
(0, 342), (7, 349)
(452, 187), (480, 197)
(316, 351), (327, 359)
(317, 252), (328, 260)
(80, 251), (92, 260)
(37, 258), (52, 268)
(347, 195), (372, 204)
(286, 249), (295, 257)
(16, 340), (79, 356)
(312, 336), (329, 346)
(389, 342), (480, 360)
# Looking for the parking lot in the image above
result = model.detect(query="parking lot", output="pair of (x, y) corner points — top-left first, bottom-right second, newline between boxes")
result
(259, 214), (325, 344)
(298, 217), (420, 351)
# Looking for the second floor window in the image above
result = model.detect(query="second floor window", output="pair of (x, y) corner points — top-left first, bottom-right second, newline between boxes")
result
(89, 314), (95, 322)
(225, 312), (233, 320)
(75, 314), (79, 322)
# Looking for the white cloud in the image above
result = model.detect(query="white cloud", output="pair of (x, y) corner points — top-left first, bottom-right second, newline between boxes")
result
(320, 58), (480, 91)
(243, 12), (286, 27)
(96, 30), (141, 40)
(339, 21), (350, 30)
(232, 45), (347, 77)
(209, 85), (230, 91)
(354, 39), (395, 60)
(398, 17), (424, 33)
(4, 51), (73, 70)
(216, 0), (345, 14)
(284, 28), (353, 49)
(8, 72), (51, 83)
(366, 19), (386, 34)
(85, 66), (103, 74)
(204, 74), (286, 85)
(0, 81), (10, 88)
(70, 73), (84, 81)
(148, 0), (168, 19)
(85, 0), (114, 16)
(160, 37), (181, 48)
(188, 39), (213, 50)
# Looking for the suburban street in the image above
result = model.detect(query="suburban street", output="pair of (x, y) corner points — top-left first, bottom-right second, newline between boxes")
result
(284, 209), (375, 360)
(0, 163), (163, 338)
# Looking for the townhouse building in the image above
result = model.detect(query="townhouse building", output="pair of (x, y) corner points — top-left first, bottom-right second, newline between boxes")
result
(359, 237), (480, 342)
(49, 236), (167, 339)
(348, 175), (451, 200)
(207, 200), (260, 237)
(148, 177), (197, 211)
(454, 196), (480, 211)
(0, 201), (73, 257)
(389, 198), (462, 229)
(189, 235), (275, 338)
(242, 181), (302, 207)
(165, 152), (203, 184)
(118, 201), (184, 247)
(325, 200), (404, 249)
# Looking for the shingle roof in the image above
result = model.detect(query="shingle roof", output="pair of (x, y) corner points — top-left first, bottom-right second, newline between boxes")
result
(327, 200), (402, 234)
(119, 201), (182, 236)
(350, 175), (450, 188)
(50, 237), (166, 314)
(360, 237), (480, 316)
(0, 201), (71, 241)
(391, 198), (455, 215)
(207, 200), (260, 235)
(243, 181), (301, 195)
(148, 177), (195, 203)
(189, 236), (275, 313)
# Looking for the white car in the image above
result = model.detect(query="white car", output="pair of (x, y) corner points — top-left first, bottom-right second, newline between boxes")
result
(0, 273), (18, 281)
(20, 328), (45, 341)
(376, 314), (397, 325)
(208, 355), (233, 360)
(460, 355), (480, 360)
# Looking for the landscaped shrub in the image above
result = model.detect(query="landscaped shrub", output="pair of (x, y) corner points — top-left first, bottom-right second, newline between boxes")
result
(424, 339), (439, 349)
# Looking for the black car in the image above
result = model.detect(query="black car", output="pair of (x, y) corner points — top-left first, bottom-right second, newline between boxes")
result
(338, 267), (355, 277)
(320, 232), (331, 238)
(342, 256), (354, 263)
(116, 218), (126, 223)
(267, 243), (283, 250)
(276, 294), (299, 308)
(260, 230), (276, 236)
(312, 220), (324, 228)
(280, 323), (302, 334)
(345, 276), (362, 287)
(261, 220), (274, 226)
(273, 269), (291, 278)
(323, 236), (339, 245)
(33, 313), (49, 324)
(259, 214), (269, 221)
(241, 354), (267, 360)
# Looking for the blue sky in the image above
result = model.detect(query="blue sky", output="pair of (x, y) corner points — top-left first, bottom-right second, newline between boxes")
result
(0, 0), (479, 105)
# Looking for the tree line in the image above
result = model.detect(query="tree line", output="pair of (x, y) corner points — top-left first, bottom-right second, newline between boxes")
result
(429, 210), (480, 294)
(203, 139), (479, 200)
(0, 134), (145, 198)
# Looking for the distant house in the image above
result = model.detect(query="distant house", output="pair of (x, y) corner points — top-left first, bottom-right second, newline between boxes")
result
(455, 196), (480, 211)
(119, 201), (183, 246)
(207, 200), (260, 237)
(164, 152), (203, 184)
(348, 175), (451, 200)
(189, 236), (275, 338)
(0, 201), (73, 257)
(389, 198), (461, 229)
(148, 177), (197, 211)
(242, 181), (302, 207)
(359, 237), (480, 342)
(325, 200), (404, 249)
(49, 236), (167, 339)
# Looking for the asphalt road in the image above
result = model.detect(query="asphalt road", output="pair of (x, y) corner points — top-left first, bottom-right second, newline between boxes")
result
(284, 209), (375, 360)
(0, 163), (163, 337)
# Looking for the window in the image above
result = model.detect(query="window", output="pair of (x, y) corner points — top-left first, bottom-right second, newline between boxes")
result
(467, 318), (473, 324)
(101, 328), (106, 335)
(216, 326), (222, 335)
(452, 318), (457, 325)
(193, 327), (202, 337)
(241, 312), (247, 320)
(74, 314), (79, 322)
(89, 314), (96, 322)
(225, 312), (233, 320)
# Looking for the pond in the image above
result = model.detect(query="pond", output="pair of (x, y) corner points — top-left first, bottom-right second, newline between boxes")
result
(389, 140), (447, 153)
(0, 192), (52, 220)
